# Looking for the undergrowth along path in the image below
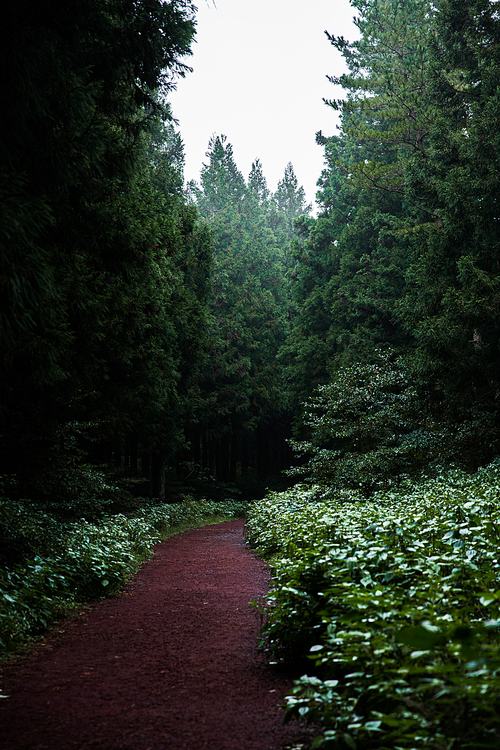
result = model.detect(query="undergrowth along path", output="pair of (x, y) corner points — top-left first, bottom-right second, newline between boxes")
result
(0, 519), (312, 750)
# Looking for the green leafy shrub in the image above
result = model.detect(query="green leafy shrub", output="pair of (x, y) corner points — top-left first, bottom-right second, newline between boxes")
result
(63, 516), (157, 599)
(0, 497), (66, 566)
(289, 351), (495, 494)
(1, 558), (72, 650)
(247, 462), (500, 748)
(288, 352), (428, 493)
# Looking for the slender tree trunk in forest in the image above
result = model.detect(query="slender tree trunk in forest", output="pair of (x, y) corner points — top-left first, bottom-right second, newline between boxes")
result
(229, 426), (238, 482)
(129, 432), (138, 476)
(150, 451), (165, 500)
(207, 436), (216, 478)
(191, 429), (201, 467)
(201, 435), (208, 473)
(256, 426), (270, 479)
(215, 438), (223, 481)
(113, 441), (122, 469)
(141, 449), (150, 482)
(219, 434), (230, 481)
(269, 431), (277, 476)
(200, 435), (204, 472)
(241, 432), (249, 475)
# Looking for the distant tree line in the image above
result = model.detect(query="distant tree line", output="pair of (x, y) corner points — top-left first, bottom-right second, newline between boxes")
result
(183, 136), (310, 486)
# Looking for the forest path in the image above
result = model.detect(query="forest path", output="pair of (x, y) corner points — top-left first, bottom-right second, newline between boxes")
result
(0, 519), (313, 750)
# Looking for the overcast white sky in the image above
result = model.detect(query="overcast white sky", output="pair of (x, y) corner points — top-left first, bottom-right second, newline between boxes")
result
(168, 0), (358, 210)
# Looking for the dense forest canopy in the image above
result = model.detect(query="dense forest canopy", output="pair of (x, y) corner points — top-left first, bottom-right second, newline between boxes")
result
(1, 0), (500, 509)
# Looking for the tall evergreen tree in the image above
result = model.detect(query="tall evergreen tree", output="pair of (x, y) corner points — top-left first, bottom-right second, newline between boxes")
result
(283, 0), (434, 409)
(325, 0), (435, 194)
(272, 162), (312, 236)
(0, 0), (211, 500)
(286, 0), (500, 466)
(399, 0), (500, 441)
(247, 159), (270, 206)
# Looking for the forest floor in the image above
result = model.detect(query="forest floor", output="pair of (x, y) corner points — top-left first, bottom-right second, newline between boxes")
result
(0, 519), (316, 750)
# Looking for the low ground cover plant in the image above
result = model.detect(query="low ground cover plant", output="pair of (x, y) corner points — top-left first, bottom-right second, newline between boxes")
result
(0, 495), (247, 654)
(246, 461), (500, 749)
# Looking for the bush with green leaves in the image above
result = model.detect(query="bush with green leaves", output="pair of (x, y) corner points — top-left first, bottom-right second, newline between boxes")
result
(289, 351), (494, 494)
(0, 496), (247, 653)
(246, 462), (500, 749)
(137, 496), (248, 534)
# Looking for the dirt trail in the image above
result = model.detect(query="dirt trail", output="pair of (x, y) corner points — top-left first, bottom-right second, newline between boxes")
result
(0, 519), (313, 750)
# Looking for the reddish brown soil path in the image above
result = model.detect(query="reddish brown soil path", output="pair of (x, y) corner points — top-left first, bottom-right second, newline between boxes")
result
(0, 520), (313, 750)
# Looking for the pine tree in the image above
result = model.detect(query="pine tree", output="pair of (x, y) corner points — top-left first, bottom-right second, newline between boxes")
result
(272, 162), (312, 235)
(247, 159), (270, 207)
(0, 0), (207, 498)
(398, 0), (500, 450)
(282, 0), (432, 408)
(325, 0), (435, 195)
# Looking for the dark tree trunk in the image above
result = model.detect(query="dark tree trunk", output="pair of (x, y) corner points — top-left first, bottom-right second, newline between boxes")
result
(207, 436), (216, 478)
(229, 426), (238, 482)
(219, 434), (230, 481)
(124, 440), (130, 473)
(141, 449), (150, 483)
(191, 429), (201, 466)
(129, 432), (138, 476)
(241, 432), (249, 475)
(256, 426), (270, 479)
(150, 451), (165, 500)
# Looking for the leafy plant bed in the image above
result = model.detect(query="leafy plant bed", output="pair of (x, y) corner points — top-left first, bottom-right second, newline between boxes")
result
(246, 461), (500, 749)
(0, 496), (247, 654)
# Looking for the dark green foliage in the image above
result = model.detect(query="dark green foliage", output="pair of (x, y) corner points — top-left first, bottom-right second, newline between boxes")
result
(324, 0), (434, 187)
(398, 0), (500, 428)
(186, 135), (310, 483)
(286, 0), (500, 462)
(245, 5), (500, 741)
(0, 0), (214, 499)
(247, 463), (500, 748)
(283, 169), (413, 408)
(288, 350), (496, 494)
(272, 162), (312, 236)
(282, 0), (434, 407)
(288, 352), (427, 492)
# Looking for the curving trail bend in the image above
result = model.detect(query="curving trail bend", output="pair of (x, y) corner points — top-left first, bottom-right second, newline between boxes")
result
(0, 520), (312, 750)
